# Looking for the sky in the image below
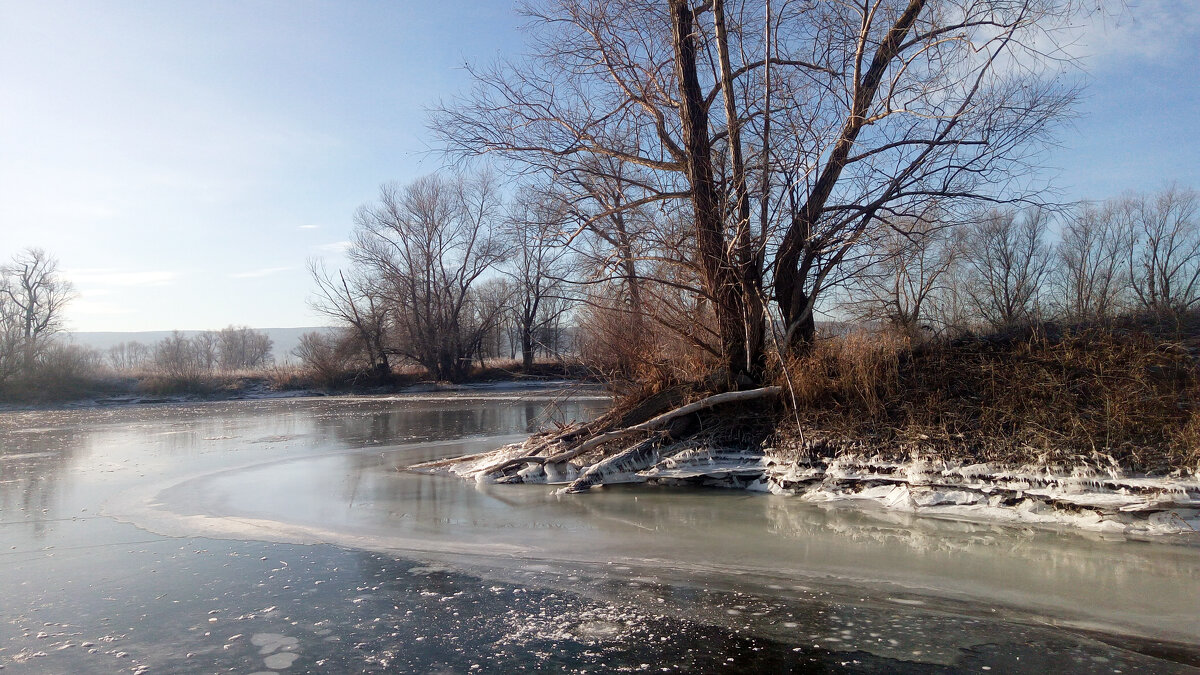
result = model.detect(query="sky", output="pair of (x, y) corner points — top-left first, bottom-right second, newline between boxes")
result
(1, 0), (1197, 333)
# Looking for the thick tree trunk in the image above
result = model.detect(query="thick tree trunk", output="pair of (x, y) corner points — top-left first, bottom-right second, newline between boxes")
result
(669, 0), (762, 388)
(521, 329), (534, 370)
(773, 216), (816, 355)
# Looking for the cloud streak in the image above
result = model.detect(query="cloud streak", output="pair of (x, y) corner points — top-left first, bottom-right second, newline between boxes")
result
(313, 241), (352, 254)
(229, 266), (293, 279)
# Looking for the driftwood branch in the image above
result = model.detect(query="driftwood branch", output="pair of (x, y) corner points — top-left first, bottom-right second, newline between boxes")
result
(516, 386), (783, 470)
(412, 386), (783, 480)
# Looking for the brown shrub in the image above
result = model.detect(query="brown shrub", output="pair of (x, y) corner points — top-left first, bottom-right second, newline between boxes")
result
(576, 291), (718, 392)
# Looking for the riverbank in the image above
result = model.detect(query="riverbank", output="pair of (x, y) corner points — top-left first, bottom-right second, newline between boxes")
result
(416, 434), (1200, 536)
(416, 318), (1200, 536)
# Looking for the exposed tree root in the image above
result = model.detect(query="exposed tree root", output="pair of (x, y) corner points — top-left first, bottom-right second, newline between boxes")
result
(409, 386), (783, 490)
(562, 437), (661, 493)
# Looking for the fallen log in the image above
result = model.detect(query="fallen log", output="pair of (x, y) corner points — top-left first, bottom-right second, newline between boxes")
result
(491, 386), (783, 480)
(410, 386), (782, 482)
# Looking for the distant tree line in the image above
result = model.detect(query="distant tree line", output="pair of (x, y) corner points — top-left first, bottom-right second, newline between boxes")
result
(108, 327), (274, 378)
(304, 176), (1199, 385)
(842, 185), (1200, 337)
(305, 170), (577, 382)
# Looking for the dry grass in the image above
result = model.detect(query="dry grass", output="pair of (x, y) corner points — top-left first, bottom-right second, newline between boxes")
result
(772, 316), (1200, 473)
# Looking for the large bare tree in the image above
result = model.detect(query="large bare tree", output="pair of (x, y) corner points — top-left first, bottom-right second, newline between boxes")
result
(435, 0), (1084, 386)
(0, 248), (75, 368)
(352, 172), (507, 382)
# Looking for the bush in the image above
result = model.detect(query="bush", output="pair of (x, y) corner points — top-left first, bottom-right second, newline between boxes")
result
(575, 290), (717, 390)
(0, 342), (117, 402)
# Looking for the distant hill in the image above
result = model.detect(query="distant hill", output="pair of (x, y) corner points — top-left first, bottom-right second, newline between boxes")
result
(67, 327), (338, 364)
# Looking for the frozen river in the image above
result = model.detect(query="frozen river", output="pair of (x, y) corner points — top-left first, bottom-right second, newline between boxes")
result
(1, 390), (1197, 673)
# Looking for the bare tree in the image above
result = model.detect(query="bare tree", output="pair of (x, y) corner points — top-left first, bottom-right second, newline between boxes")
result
(193, 331), (220, 372)
(435, 0), (1086, 385)
(0, 293), (23, 386)
(293, 329), (362, 385)
(843, 209), (959, 336)
(352, 171), (507, 382)
(557, 158), (651, 323)
(504, 186), (577, 369)
(217, 325), (274, 370)
(153, 331), (204, 380)
(1055, 200), (1131, 320)
(0, 248), (75, 367)
(107, 341), (151, 372)
(308, 259), (392, 379)
(1128, 185), (1200, 318)
(961, 208), (1053, 330)
(473, 278), (515, 362)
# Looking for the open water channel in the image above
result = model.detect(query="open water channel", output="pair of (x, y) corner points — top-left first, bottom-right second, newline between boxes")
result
(1, 388), (1197, 673)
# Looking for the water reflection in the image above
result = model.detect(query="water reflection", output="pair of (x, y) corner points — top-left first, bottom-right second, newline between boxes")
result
(0, 393), (609, 542)
(0, 413), (87, 538)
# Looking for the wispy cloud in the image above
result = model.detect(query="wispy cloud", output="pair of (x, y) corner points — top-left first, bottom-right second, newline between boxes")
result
(313, 241), (352, 254)
(66, 268), (179, 287)
(1075, 1), (1200, 65)
(297, 224), (320, 230)
(229, 266), (293, 279)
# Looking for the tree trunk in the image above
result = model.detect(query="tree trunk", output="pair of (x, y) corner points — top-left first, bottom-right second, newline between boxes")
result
(521, 328), (534, 370)
(669, 0), (761, 388)
(773, 0), (925, 357)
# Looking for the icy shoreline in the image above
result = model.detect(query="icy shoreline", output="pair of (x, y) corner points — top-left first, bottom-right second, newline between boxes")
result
(416, 442), (1200, 537)
(754, 453), (1200, 536)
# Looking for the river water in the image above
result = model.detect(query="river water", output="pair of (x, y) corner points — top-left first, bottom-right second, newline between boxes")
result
(1, 389), (1197, 673)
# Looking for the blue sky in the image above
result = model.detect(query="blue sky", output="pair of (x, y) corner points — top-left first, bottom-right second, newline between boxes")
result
(1, 1), (1197, 332)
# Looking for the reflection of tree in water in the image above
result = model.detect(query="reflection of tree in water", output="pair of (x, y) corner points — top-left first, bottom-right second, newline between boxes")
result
(0, 396), (609, 541)
(315, 397), (608, 449)
(320, 397), (607, 518)
(762, 497), (1200, 605)
(0, 415), (86, 539)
